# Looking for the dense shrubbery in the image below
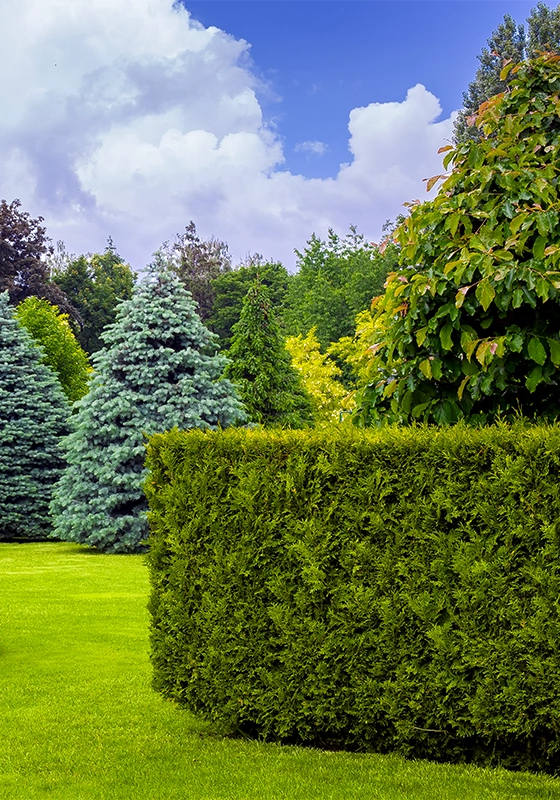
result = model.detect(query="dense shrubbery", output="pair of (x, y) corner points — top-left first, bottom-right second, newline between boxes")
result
(147, 424), (560, 772)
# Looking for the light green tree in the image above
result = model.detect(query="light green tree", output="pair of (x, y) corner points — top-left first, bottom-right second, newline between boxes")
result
(285, 328), (352, 422)
(15, 296), (91, 402)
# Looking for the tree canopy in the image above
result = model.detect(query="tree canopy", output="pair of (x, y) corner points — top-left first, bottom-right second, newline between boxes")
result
(207, 256), (290, 350)
(0, 199), (74, 317)
(161, 221), (232, 322)
(283, 226), (399, 351)
(355, 53), (560, 426)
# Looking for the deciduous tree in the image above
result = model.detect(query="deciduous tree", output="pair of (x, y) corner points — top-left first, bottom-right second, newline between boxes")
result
(0, 199), (74, 316)
(283, 226), (398, 351)
(15, 296), (91, 402)
(355, 53), (560, 426)
(161, 221), (232, 322)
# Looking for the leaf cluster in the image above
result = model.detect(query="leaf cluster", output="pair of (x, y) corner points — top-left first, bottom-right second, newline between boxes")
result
(357, 53), (560, 426)
(283, 226), (398, 351)
(51, 239), (136, 354)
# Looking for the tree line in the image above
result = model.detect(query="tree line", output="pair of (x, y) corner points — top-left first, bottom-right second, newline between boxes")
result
(3, 4), (560, 552)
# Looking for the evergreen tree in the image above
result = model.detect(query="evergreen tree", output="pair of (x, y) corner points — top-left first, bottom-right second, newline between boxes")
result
(207, 256), (290, 351)
(454, 3), (560, 144)
(51, 261), (246, 554)
(0, 292), (69, 540)
(225, 282), (313, 428)
(15, 296), (91, 402)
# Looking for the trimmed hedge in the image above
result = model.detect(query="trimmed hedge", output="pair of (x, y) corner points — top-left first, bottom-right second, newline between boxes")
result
(146, 425), (560, 771)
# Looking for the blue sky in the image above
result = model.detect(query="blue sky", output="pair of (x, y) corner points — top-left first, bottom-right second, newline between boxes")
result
(0, 1), (543, 271)
(183, 1), (538, 178)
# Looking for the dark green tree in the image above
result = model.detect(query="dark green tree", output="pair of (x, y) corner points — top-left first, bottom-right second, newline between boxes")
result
(51, 238), (136, 355)
(355, 53), (560, 427)
(207, 255), (291, 350)
(50, 260), (246, 554)
(0, 292), (69, 540)
(454, 3), (560, 144)
(225, 282), (313, 428)
(283, 226), (399, 351)
(161, 221), (232, 322)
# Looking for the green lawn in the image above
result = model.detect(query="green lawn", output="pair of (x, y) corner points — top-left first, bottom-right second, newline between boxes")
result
(1, 542), (559, 800)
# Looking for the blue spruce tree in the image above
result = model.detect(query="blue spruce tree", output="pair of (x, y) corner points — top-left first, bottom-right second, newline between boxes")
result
(51, 261), (246, 553)
(0, 292), (70, 539)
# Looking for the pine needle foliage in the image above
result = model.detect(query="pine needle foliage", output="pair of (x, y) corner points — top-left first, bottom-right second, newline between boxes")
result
(0, 292), (70, 540)
(147, 423), (560, 772)
(15, 296), (91, 402)
(225, 282), (314, 428)
(51, 263), (246, 554)
(356, 53), (560, 426)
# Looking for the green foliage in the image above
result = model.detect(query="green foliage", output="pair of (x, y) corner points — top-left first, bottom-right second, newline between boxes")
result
(147, 423), (560, 772)
(285, 328), (352, 422)
(0, 293), (69, 539)
(283, 226), (398, 351)
(51, 239), (136, 354)
(225, 282), (313, 428)
(356, 53), (560, 427)
(161, 221), (232, 322)
(454, 3), (560, 144)
(15, 296), (91, 402)
(51, 262), (246, 554)
(207, 257), (290, 350)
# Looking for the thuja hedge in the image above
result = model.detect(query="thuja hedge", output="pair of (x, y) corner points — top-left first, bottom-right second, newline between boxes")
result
(145, 425), (560, 772)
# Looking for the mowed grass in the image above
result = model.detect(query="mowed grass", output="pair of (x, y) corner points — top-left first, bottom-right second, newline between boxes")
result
(1, 543), (559, 800)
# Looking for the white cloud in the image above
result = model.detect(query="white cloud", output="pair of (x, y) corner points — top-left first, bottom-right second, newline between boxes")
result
(295, 140), (328, 157)
(0, 0), (457, 272)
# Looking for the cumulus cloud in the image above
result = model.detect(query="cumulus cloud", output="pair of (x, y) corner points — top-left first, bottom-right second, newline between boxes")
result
(295, 140), (328, 156)
(0, 0), (456, 272)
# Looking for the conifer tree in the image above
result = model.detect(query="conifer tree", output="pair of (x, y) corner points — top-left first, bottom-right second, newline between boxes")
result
(225, 282), (313, 428)
(51, 261), (246, 554)
(0, 292), (69, 540)
(15, 296), (91, 402)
